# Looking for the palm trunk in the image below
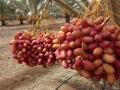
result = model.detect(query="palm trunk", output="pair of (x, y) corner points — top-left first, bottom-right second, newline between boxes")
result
(1, 20), (6, 26)
(65, 15), (70, 23)
(65, 12), (70, 23)
(54, 0), (79, 17)
(20, 18), (24, 25)
(28, 17), (32, 24)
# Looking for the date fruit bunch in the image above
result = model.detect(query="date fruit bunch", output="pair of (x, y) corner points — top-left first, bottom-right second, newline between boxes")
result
(53, 16), (120, 85)
(10, 31), (56, 67)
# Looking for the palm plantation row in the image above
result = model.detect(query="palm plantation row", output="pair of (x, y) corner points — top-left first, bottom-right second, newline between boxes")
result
(0, 0), (89, 26)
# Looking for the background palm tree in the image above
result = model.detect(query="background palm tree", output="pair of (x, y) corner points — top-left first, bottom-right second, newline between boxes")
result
(0, 0), (119, 26)
(0, 0), (12, 26)
(7, 0), (30, 24)
(7, 0), (47, 24)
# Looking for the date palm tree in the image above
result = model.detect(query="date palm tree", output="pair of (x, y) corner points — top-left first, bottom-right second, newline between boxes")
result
(6, 0), (119, 26)
(7, 0), (29, 24)
(7, 0), (46, 24)
(0, 0), (11, 26)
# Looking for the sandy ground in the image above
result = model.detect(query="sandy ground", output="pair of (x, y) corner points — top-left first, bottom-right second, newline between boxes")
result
(0, 20), (118, 90)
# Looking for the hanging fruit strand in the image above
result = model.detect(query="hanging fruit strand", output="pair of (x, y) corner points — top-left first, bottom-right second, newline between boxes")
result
(101, 17), (109, 26)
(33, 0), (51, 36)
(44, 10), (49, 33)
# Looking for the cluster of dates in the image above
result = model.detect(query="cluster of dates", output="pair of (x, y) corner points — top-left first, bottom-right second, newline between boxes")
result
(10, 32), (56, 67)
(53, 16), (120, 85)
